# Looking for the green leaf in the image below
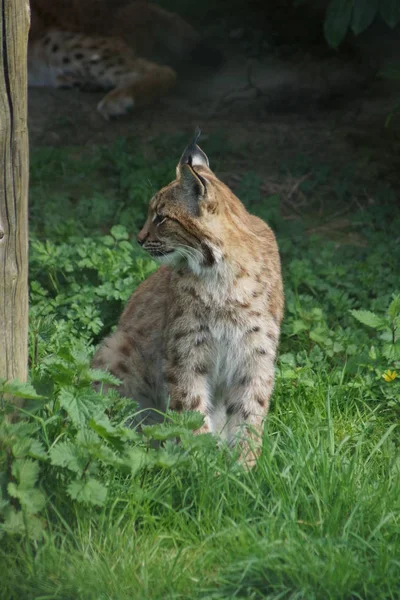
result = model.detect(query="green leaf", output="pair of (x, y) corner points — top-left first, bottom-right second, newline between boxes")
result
(324, 0), (354, 48)
(310, 329), (327, 344)
(58, 386), (105, 428)
(141, 423), (187, 441)
(7, 460), (45, 516)
(351, 0), (378, 35)
(309, 346), (324, 363)
(141, 412), (204, 441)
(332, 341), (344, 354)
(279, 353), (296, 367)
(67, 478), (107, 506)
(0, 421), (38, 449)
(11, 438), (32, 458)
(7, 484), (46, 515)
(28, 440), (48, 461)
(154, 449), (182, 469)
(350, 310), (386, 329)
(89, 416), (115, 435)
(168, 410), (205, 431)
(26, 515), (46, 540)
(111, 225), (129, 241)
(69, 339), (92, 370)
(88, 369), (121, 386)
(388, 295), (400, 320)
(292, 320), (308, 335)
(380, 0), (400, 27)
(382, 341), (400, 360)
(50, 441), (88, 474)
(76, 428), (125, 467)
(126, 447), (154, 475)
(0, 508), (25, 536)
(280, 369), (298, 380)
(2, 380), (44, 400)
(89, 417), (125, 452)
(12, 459), (40, 489)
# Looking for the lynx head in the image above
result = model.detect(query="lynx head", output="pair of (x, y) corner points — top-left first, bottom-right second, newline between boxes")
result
(137, 130), (248, 274)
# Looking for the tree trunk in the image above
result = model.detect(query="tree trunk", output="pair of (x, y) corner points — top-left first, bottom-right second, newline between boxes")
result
(0, 0), (30, 401)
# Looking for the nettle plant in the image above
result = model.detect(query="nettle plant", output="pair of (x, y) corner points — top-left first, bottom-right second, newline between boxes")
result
(0, 354), (208, 540)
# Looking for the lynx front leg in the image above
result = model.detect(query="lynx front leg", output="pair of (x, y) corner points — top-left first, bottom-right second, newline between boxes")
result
(165, 365), (211, 434)
(97, 89), (135, 119)
(97, 65), (177, 119)
(226, 371), (275, 468)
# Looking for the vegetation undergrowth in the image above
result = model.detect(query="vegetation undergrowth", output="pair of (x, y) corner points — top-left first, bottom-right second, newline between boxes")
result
(0, 133), (399, 599)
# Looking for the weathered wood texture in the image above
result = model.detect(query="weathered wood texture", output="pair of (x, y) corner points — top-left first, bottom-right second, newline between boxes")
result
(0, 0), (30, 390)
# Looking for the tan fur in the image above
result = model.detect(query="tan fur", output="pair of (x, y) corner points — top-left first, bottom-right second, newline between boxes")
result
(29, 0), (203, 118)
(93, 137), (284, 467)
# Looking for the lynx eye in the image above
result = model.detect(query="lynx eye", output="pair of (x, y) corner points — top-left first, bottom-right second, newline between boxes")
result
(152, 214), (167, 227)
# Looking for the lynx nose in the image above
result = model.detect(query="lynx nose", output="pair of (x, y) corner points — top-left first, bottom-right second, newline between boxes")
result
(137, 225), (149, 246)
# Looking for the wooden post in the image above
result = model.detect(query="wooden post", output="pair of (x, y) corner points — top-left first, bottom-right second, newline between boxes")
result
(0, 0), (30, 398)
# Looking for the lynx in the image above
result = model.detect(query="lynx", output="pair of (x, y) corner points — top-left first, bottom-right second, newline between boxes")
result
(93, 133), (284, 466)
(29, 0), (219, 119)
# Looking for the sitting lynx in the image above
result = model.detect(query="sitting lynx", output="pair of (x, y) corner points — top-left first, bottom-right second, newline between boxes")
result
(93, 133), (284, 466)
(29, 0), (219, 119)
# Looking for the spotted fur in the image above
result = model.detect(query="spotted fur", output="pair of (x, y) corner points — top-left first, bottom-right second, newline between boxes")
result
(28, 0), (214, 118)
(93, 134), (284, 467)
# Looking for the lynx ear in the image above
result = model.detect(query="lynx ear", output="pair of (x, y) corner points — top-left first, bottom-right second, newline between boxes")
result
(179, 164), (206, 215)
(177, 128), (210, 177)
(177, 129), (210, 215)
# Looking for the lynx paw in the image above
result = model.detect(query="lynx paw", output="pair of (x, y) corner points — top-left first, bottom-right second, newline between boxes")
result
(97, 92), (135, 120)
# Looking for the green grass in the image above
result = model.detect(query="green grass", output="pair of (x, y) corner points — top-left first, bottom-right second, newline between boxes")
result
(0, 133), (399, 600)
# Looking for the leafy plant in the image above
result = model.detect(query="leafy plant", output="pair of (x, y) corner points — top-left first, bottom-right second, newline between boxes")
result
(324, 0), (400, 48)
(0, 356), (208, 540)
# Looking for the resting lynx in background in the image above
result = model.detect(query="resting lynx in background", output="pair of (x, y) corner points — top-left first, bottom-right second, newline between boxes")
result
(29, 0), (219, 119)
(93, 133), (284, 466)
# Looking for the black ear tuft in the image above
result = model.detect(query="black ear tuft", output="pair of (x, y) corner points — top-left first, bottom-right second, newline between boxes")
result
(179, 128), (210, 170)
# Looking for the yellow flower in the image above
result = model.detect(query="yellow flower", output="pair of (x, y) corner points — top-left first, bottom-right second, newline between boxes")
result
(382, 369), (398, 382)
